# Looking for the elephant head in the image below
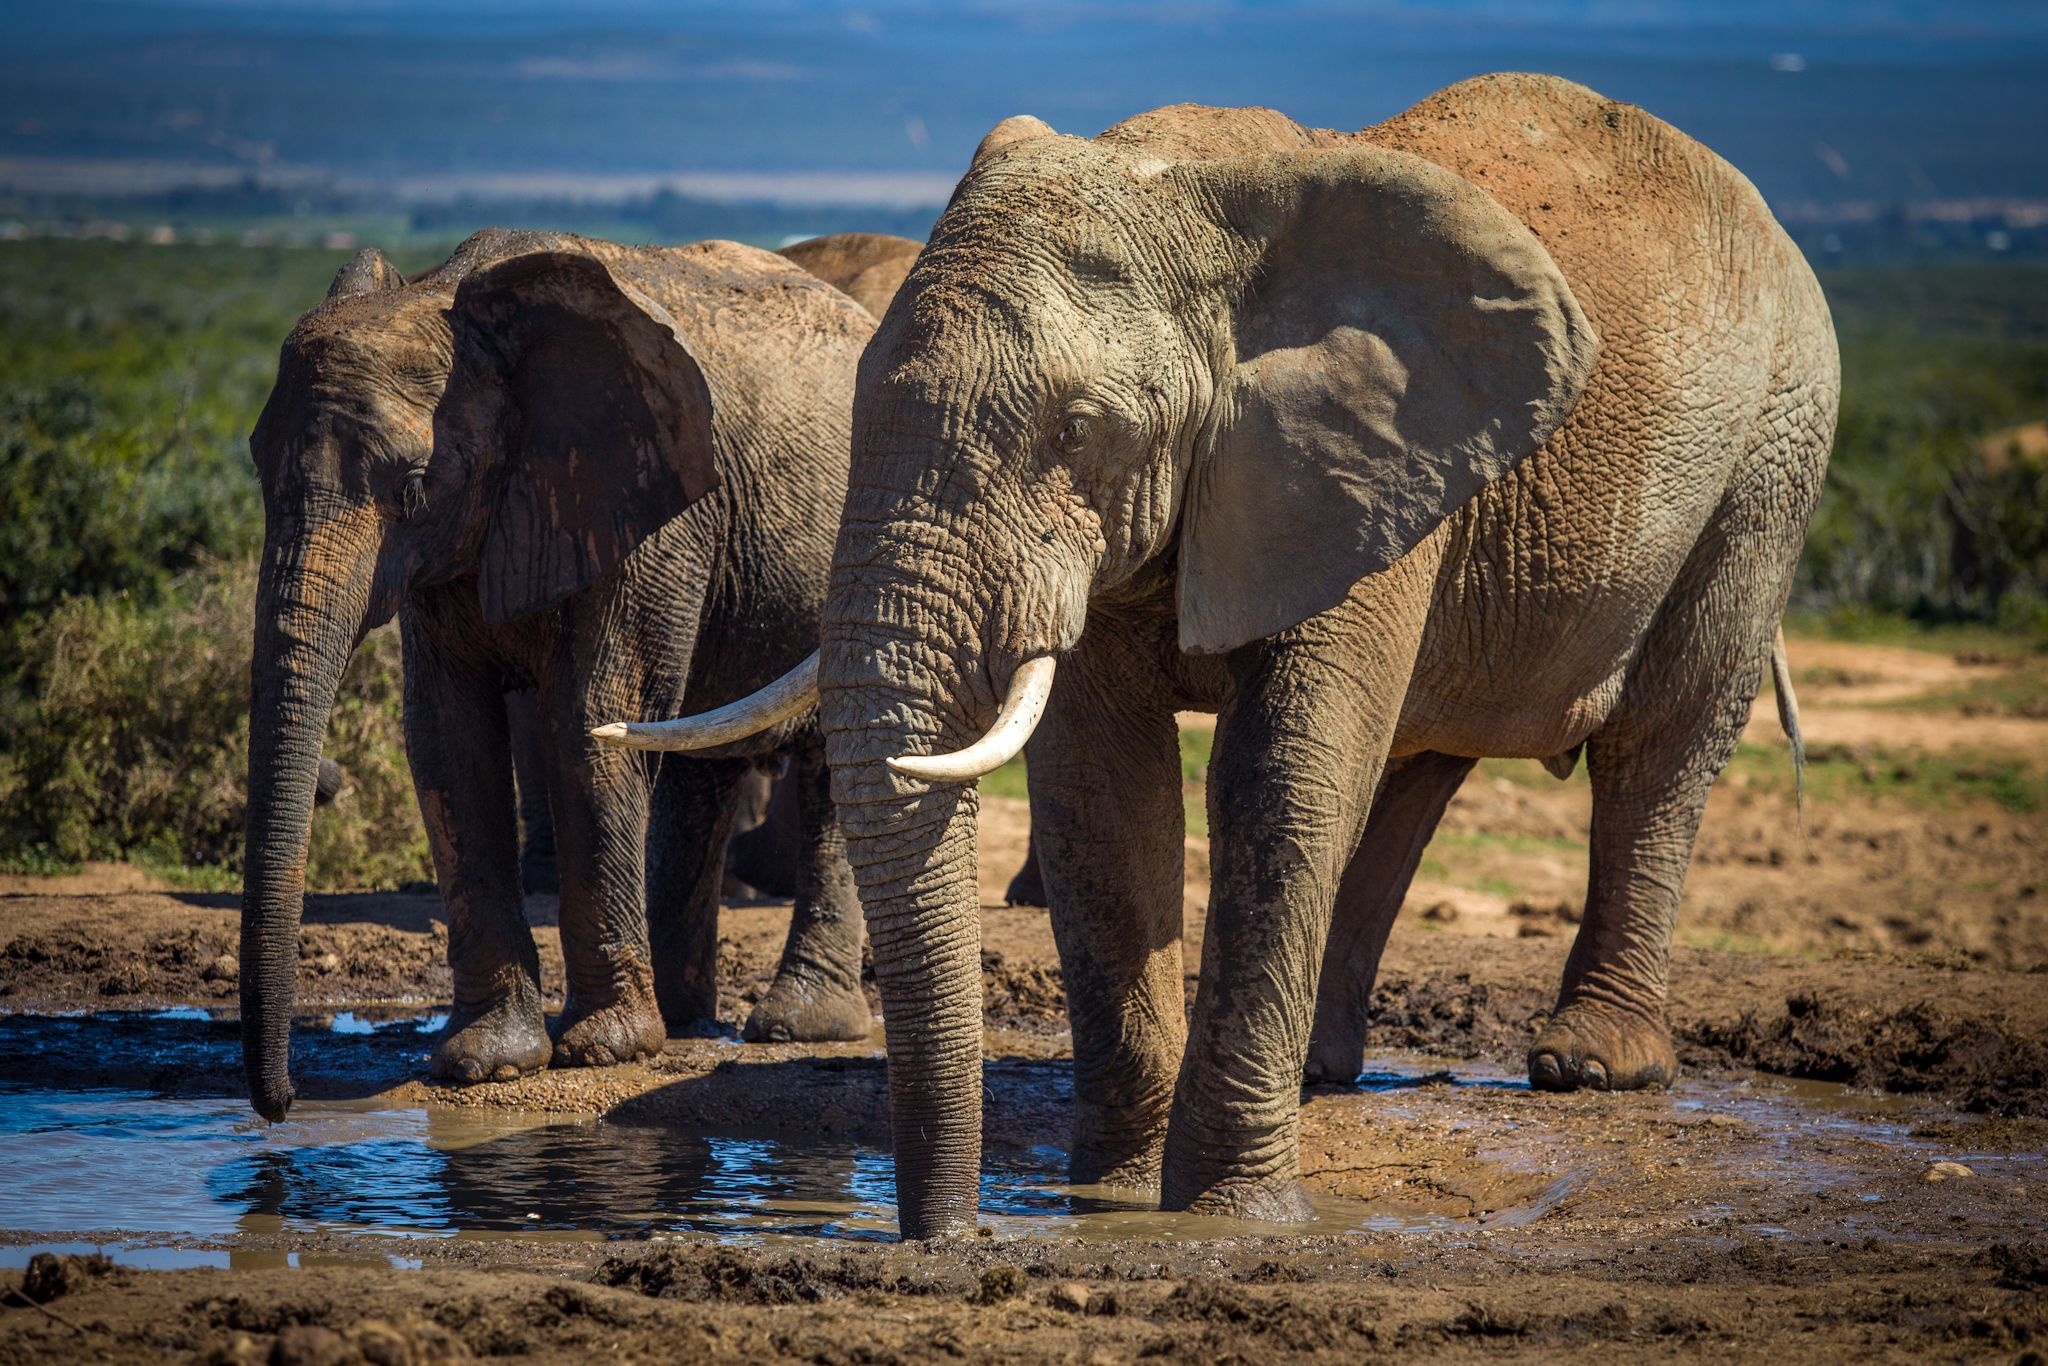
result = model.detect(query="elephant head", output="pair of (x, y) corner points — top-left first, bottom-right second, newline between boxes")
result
(599, 108), (1596, 1235)
(241, 243), (717, 1120)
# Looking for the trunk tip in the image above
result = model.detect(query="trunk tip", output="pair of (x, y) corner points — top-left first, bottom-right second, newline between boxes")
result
(249, 1078), (295, 1123)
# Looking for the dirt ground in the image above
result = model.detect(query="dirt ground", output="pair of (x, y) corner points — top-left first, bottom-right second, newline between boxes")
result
(1, 636), (2044, 1362)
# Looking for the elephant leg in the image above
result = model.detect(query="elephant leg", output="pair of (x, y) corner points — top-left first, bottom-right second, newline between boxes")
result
(1531, 519), (1786, 1092)
(1028, 626), (1186, 1191)
(1004, 830), (1048, 908)
(1304, 751), (1476, 1085)
(1162, 588), (1427, 1219)
(506, 689), (559, 895)
(647, 754), (753, 1032)
(724, 765), (797, 900)
(404, 638), (550, 1084)
(542, 702), (666, 1069)
(744, 737), (872, 1042)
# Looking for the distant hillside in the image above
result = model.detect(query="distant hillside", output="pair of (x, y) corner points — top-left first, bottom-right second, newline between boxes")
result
(4, 1), (2045, 218)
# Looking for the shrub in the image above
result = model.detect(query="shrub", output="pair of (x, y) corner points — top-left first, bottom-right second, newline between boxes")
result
(0, 557), (430, 889)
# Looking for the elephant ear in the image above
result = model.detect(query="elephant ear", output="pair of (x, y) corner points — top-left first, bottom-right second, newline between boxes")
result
(1174, 145), (1598, 654)
(327, 248), (404, 299)
(451, 251), (719, 624)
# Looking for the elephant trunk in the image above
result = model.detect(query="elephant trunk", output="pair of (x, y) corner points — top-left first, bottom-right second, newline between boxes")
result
(820, 539), (997, 1239)
(241, 511), (378, 1120)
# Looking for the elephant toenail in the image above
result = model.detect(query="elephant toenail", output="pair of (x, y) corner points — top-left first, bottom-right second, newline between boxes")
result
(1583, 1058), (1609, 1089)
(1528, 1050), (1568, 1091)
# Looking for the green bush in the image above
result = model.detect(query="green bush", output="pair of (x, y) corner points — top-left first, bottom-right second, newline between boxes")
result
(0, 558), (430, 889)
(0, 241), (366, 613)
(1802, 265), (2048, 620)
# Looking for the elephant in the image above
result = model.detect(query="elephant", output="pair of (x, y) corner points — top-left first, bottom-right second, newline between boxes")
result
(239, 227), (904, 1121)
(602, 72), (1837, 1237)
(498, 233), (926, 902)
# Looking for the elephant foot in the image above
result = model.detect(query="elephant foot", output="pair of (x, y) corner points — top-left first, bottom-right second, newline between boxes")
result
(552, 987), (666, 1068)
(1069, 1145), (1162, 1193)
(432, 997), (551, 1084)
(1003, 855), (1047, 909)
(1162, 1172), (1315, 1225)
(1528, 1000), (1677, 1092)
(656, 985), (720, 1037)
(1070, 1103), (1168, 1190)
(742, 975), (872, 1043)
(1302, 1028), (1366, 1087)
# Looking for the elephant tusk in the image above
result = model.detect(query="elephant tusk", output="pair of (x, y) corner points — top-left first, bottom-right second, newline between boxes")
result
(888, 656), (1056, 783)
(590, 652), (819, 751)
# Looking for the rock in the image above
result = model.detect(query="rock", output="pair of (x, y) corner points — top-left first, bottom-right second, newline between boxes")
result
(1707, 1113), (1745, 1129)
(1419, 901), (1459, 924)
(1048, 1281), (1092, 1313)
(200, 1332), (266, 1366)
(969, 1263), (1026, 1305)
(268, 1324), (353, 1366)
(98, 963), (149, 995)
(201, 952), (240, 983)
(1924, 1160), (1974, 1182)
(21, 1251), (112, 1302)
(349, 1316), (471, 1364)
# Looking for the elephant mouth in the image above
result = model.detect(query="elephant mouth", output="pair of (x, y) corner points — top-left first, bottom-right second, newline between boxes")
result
(590, 652), (1057, 784)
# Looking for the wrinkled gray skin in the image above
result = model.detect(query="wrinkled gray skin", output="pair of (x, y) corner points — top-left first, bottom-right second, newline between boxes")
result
(817, 75), (1837, 1235)
(240, 228), (900, 1120)
(497, 235), (930, 903)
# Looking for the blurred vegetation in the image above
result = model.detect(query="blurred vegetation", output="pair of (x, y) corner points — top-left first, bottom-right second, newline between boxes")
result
(1802, 265), (2048, 637)
(0, 240), (433, 886)
(0, 558), (429, 887)
(0, 239), (2043, 881)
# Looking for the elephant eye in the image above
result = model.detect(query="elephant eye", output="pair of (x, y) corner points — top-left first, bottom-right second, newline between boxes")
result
(1055, 415), (1091, 453)
(398, 472), (428, 523)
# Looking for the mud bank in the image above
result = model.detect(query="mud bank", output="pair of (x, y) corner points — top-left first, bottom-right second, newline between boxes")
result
(3, 893), (2047, 1361)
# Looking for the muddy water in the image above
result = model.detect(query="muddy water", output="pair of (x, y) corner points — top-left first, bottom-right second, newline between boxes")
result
(1, 1010), (2032, 1268)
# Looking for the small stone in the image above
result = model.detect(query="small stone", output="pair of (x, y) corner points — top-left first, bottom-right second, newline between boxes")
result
(22, 1251), (112, 1302)
(309, 952), (341, 975)
(98, 964), (149, 995)
(268, 1324), (351, 1366)
(968, 1263), (1026, 1305)
(1707, 1114), (1743, 1129)
(1924, 1160), (1974, 1182)
(201, 953), (240, 983)
(1048, 1281), (1092, 1313)
(199, 1332), (265, 1366)
(348, 1315), (471, 1364)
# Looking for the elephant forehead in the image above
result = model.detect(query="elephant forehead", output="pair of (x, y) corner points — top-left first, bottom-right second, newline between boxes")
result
(875, 275), (1103, 394)
(293, 292), (455, 408)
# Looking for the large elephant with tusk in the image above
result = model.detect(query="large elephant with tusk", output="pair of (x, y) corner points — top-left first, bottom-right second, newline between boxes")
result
(240, 228), (919, 1120)
(601, 74), (1836, 1237)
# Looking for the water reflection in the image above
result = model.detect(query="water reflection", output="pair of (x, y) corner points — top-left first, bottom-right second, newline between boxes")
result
(1, 1085), (1097, 1245)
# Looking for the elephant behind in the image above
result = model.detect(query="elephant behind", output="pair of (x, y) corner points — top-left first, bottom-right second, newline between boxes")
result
(240, 228), (901, 1119)
(612, 73), (1836, 1236)
(503, 231), (926, 903)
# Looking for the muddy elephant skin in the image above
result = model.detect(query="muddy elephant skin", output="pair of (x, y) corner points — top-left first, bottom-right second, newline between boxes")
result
(800, 76), (1838, 1235)
(239, 229), (916, 1120)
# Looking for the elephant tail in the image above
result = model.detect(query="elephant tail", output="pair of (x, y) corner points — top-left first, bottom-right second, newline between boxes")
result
(1770, 625), (1805, 821)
